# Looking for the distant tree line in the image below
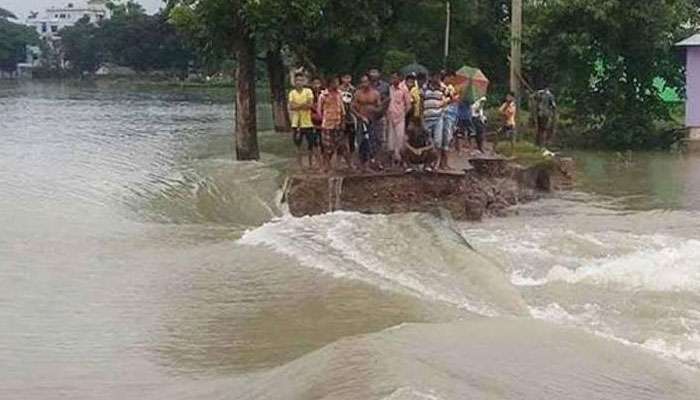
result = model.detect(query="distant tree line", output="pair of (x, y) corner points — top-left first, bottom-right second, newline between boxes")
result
(58, 1), (193, 76)
(0, 7), (39, 73)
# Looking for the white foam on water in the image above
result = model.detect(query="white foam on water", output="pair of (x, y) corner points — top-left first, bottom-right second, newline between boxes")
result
(509, 270), (548, 287)
(641, 337), (700, 367)
(463, 221), (693, 291)
(460, 212), (700, 372)
(542, 239), (700, 292)
(239, 212), (507, 317)
(468, 223), (698, 292)
(462, 226), (644, 287)
(530, 303), (700, 369)
(528, 303), (606, 330)
(381, 388), (444, 400)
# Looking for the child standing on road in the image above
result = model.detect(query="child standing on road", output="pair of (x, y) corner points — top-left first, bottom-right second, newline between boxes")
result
(498, 92), (517, 152)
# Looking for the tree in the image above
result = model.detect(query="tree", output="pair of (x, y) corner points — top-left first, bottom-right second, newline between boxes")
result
(169, 0), (332, 159)
(299, 0), (410, 75)
(0, 7), (39, 73)
(165, 0), (700, 153)
(59, 10), (193, 75)
(169, 0), (267, 160)
(290, 0), (509, 84)
(60, 17), (101, 73)
(98, 11), (192, 73)
(0, 7), (17, 20)
(251, 0), (326, 133)
(383, 49), (415, 74)
(265, 47), (291, 132)
(106, 0), (147, 18)
(525, 0), (700, 149)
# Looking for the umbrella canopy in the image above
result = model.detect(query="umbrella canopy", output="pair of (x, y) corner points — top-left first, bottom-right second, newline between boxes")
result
(400, 63), (429, 77)
(447, 66), (490, 102)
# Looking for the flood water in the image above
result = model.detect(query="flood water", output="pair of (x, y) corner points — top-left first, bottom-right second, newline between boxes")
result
(2, 81), (700, 399)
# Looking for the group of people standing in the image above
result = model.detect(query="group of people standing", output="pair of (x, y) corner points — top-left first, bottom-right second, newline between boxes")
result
(287, 68), (517, 173)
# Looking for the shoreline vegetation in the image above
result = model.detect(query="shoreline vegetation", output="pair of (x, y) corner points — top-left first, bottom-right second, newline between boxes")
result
(4, 1), (697, 154)
(7, 75), (686, 155)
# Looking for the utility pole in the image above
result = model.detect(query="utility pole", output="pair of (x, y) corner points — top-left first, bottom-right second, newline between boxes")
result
(510, 0), (523, 101)
(444, 0), (451, 68)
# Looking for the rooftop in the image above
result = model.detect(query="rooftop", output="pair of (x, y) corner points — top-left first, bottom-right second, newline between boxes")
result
(677, 33), (700, 47)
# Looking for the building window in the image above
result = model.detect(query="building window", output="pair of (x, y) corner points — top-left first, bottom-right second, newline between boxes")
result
(51, 25), (58, 33)
(59, 14), (66, 18)
(41, 23), (47, 33)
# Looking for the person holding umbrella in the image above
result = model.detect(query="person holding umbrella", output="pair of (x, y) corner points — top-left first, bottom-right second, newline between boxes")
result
(411, 72), (427, 121)
(400, 73), (418, 125)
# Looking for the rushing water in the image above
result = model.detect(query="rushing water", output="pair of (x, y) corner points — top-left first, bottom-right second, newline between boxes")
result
(2, 81), (700, 399)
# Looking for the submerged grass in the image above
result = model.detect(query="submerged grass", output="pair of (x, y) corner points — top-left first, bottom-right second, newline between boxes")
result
(494, 140), (552, 167)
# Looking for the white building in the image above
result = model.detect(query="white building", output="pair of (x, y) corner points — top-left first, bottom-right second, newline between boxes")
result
(26, 0), (111, 40)
(16, 46), (42, 78)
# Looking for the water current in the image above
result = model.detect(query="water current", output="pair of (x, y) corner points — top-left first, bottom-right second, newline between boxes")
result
(1, 82), (699, 399)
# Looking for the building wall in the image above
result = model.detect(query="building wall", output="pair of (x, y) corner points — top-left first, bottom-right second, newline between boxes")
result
(26, 3), (109, 40)
(687, 47), (700, 128)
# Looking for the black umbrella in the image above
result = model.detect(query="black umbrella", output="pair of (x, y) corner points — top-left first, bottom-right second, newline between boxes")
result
(400, 63), (429, 76)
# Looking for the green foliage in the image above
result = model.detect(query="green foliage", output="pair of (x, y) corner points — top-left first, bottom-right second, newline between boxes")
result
(495, 140), (549, 166)
(100, 12), (192, 72)
(279, 0), (512, 84)
(0, 7), (17, 20)
(296, 0), (408, 74)
(167, 0), (327, 68)
(0, 8), (39, 72)
(60, 17), (101, 73)
(163, 0), (699, 150)
(383, 49), (415, 74)
(167, 0), (245, 67)
(60, 11), (193, 74)
(106, 0), (147, 18)
(525, 0), (700, 149)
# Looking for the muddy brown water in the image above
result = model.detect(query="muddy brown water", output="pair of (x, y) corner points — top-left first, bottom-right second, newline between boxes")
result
(2, 81), (700, 399)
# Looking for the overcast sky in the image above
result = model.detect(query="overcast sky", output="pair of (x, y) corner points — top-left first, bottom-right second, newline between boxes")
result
(1, 0), (163, 20)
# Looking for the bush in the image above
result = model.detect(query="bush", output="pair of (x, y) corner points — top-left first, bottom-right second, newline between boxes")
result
(525, 0), (698, 150)
(382, 49), (415, 75)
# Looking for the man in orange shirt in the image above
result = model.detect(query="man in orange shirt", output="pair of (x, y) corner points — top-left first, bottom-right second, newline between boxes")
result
(318, 77), (352, 172)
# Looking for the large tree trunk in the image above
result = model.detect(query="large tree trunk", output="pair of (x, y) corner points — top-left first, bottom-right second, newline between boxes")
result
(233, 34), (259, 161)
(266, 48), (290, 132)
